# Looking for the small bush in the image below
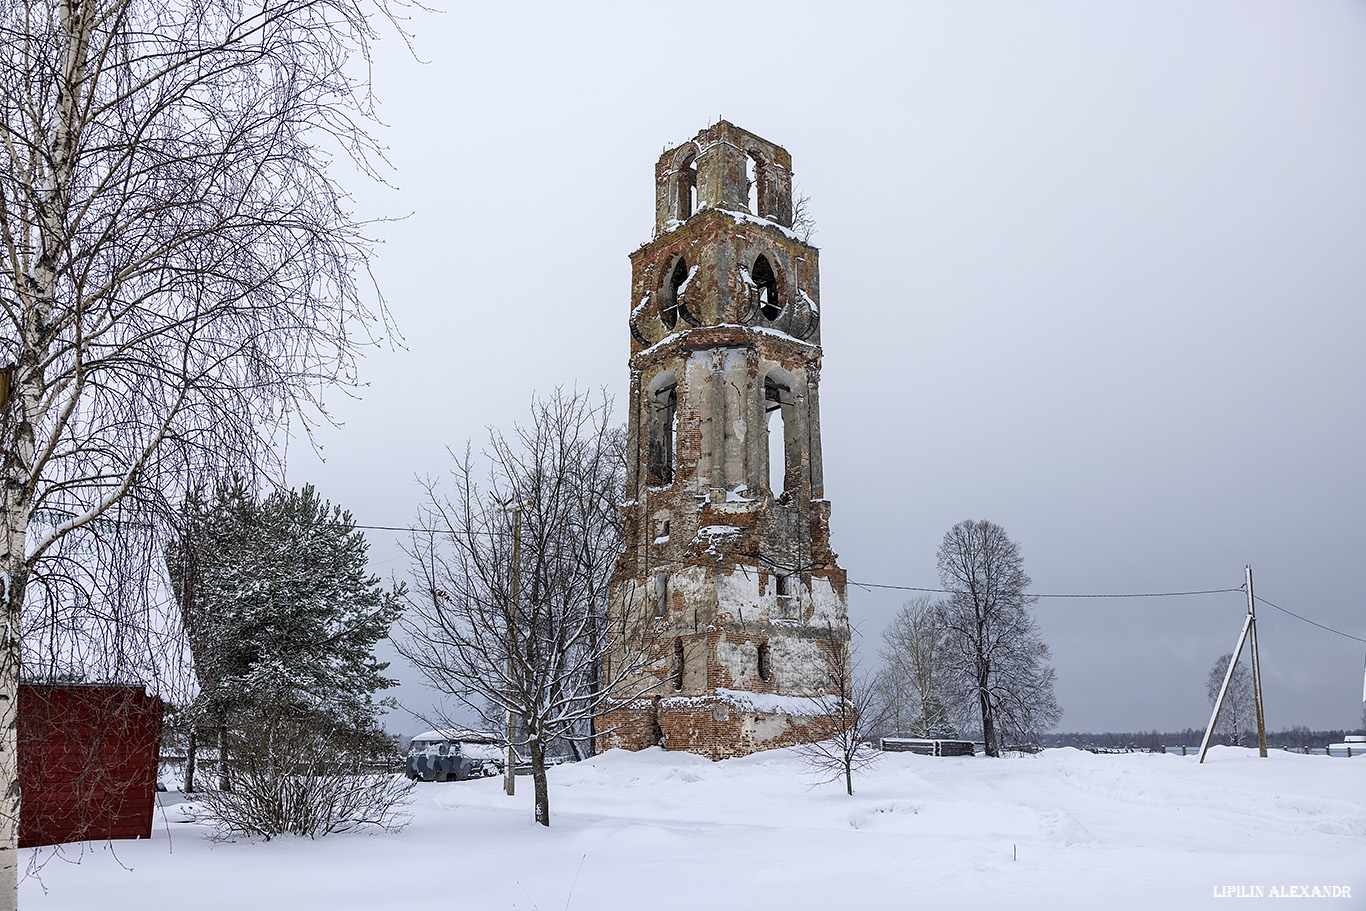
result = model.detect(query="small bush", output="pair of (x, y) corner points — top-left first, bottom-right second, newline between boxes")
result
(193, 712), (412, 840)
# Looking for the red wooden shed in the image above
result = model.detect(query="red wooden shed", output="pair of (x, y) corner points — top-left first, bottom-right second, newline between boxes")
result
(17, 519), (197, 848)
(18, 684), (164, 848)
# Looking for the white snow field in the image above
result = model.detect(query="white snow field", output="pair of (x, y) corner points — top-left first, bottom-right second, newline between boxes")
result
(20, 746), (1364, 910)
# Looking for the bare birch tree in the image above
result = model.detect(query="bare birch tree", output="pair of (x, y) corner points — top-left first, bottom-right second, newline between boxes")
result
(0, 0), (399, 898)
(879, 595), (960, 738)
(1205, 653), (1254, 747)
(397, 390), (654, 828)
(935, 520), (1061, 757)
(868, 662), (914, 742)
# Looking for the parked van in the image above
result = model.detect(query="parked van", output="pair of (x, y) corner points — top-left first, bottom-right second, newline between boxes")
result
(405, 729), (504, 781)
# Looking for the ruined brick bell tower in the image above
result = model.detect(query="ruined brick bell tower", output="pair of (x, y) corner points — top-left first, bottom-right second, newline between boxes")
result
(598, 122), (850, 760)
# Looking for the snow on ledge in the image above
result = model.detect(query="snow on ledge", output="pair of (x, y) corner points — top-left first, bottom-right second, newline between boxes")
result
(661, 688), (827, 718)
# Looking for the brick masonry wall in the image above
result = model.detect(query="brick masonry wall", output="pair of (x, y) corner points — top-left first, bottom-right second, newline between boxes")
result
(598, 699), (836, 762)
(602, 122), (848, 763)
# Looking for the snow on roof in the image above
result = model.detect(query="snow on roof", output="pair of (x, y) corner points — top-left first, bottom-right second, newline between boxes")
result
(20, 520), (197, 704)
(459, 743), (505, 763)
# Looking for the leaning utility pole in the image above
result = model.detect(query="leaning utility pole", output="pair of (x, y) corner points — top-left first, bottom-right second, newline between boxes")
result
(1245, 565), (1268, 757)
(1199, 565), (1268, 763)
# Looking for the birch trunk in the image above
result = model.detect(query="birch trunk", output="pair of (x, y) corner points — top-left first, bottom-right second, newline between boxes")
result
(2, 0), (399, 898)
(0, 0), (90, 901)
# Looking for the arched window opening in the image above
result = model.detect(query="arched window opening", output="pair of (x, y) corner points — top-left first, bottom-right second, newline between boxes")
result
(676, 153), (697, 222)
(757, 641), (771, 682)
(661, 258), (688, 329)
(673, 637), (685, 691)
(655, 572), (669, 618)
(647, 371), (678, 485)
(747, 151), (764, 216)
(764, 375), (793, 496)
(753, 255), (780, 321)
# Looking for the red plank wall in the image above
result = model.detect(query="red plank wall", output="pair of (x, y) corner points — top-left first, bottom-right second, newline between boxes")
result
(18, 685), (163, 848)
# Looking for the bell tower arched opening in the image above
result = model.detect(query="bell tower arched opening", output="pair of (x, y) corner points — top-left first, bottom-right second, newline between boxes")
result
(646, 370), (678, 486)
(661, 258), (690, 330)
(764, 369), (796, 497)
(675, 151), (698, 222)
(753, 254), (780, 322)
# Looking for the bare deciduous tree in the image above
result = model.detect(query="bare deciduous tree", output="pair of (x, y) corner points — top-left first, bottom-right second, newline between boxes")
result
(396, 390), (655, 827)
(799, 623), (881, 796)
(0, 0), (399, 898)
(868, 662), (915, 743)
(1205, 652), (1254, 747)
(879, 595), (961, 739)
(936, 520), (1061, 757)
(791, 191), (817, 243)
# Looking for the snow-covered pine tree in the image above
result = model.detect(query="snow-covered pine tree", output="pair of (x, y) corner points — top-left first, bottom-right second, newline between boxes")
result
(167, 479), (408, 836)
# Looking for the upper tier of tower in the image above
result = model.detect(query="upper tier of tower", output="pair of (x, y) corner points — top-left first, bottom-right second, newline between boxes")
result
(628, 122), (820, 354)
(653, 121), (794, 233)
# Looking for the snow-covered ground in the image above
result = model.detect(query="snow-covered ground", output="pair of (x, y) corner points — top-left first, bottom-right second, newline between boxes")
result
(20, 746), (1364, 909)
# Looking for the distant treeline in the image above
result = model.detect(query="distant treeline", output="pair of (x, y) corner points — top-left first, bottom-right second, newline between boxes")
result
(1036, 728), (1359, 751)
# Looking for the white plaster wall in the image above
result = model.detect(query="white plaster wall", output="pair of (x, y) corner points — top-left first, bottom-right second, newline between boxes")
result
(714, 568), (762, 623)
(671, 565), (719, 620)
(743, 712), (793, 743)
(807, 575), (847, 628)
(715, 636), (753, 688)
(771, 635), (829, 695)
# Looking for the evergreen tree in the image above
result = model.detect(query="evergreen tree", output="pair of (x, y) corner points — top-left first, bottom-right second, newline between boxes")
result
(169, 480), (403, 788)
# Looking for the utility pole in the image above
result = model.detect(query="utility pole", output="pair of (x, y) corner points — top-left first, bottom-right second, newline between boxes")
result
(503, 498), (522, 797)
(1199, 564), (1268, 763)
(1246, 565), (1268, 757)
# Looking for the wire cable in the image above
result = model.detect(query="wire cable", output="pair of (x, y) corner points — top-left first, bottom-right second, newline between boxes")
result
(847, 579), (1243, 599)
(1255, 595), (1366, 644)
(359, 521), (1243, 601)
(354, 522), (1361, 641)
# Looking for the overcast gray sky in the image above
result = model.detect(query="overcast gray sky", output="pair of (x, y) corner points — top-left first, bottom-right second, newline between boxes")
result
(285, 0), (1366, 736)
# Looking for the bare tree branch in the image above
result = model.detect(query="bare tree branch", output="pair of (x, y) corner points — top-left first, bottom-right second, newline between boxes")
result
(0, 0), (404, 898)
(798, 622), (881, 795)
(935, 520), (1061, 756)
(395, 389), (658, 827)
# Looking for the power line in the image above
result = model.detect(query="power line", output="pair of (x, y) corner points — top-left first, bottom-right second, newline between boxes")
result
(848, 579), (1243, 599)
(355, 521), (1363, 643)
(1255, 594), (1366, 644)
(359, 521), (1242, 601)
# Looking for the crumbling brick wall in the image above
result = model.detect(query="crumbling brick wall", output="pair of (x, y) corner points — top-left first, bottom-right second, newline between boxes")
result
(601, 123), (850, 761)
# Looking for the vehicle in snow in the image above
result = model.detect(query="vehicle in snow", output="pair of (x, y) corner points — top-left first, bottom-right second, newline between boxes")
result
(405, 729), (505, 781)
